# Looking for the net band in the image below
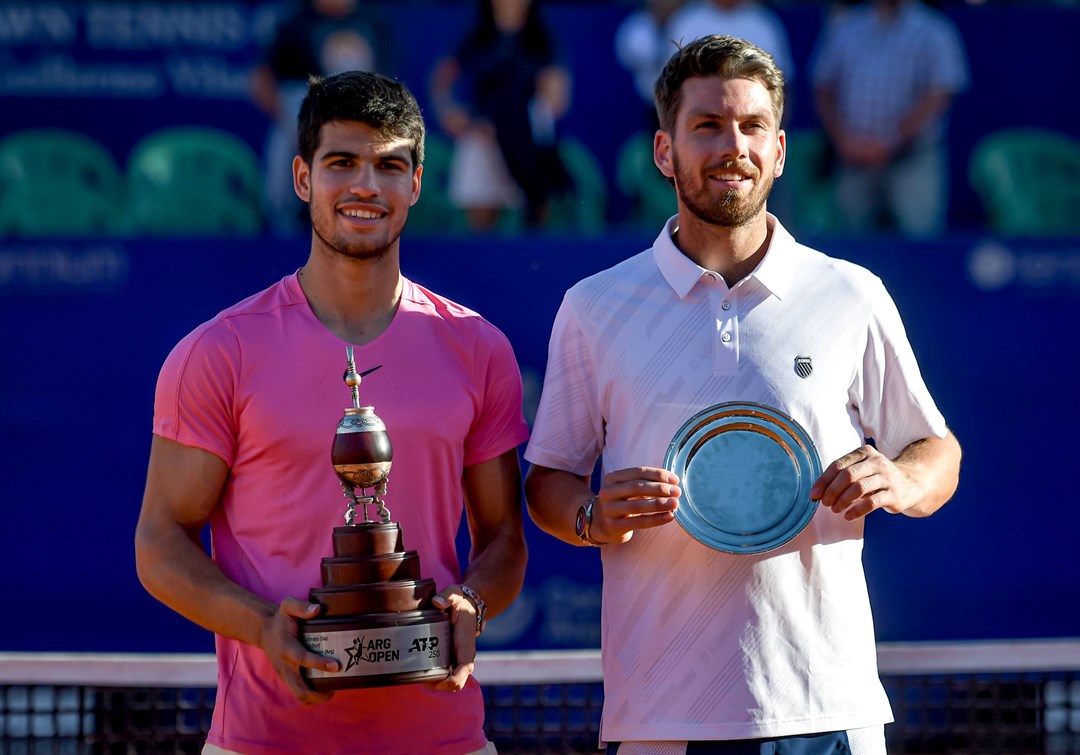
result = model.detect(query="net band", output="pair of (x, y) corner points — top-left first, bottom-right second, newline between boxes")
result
(2, 641), (1078, 754)
(3, 640), (1079, 686)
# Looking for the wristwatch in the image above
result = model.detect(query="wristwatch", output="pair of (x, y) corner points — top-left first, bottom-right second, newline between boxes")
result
(575, 496), (604, 547)
(459, 583), (486, 636)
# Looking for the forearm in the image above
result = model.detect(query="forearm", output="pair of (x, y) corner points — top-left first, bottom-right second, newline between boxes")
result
(135, 520), (277, 647)
(461, 522), (527, 620)
(524, 465), (592, 546)
(813, 86), (846, 149)
(897, 91), (952, 146)
(892, 430), (962, 518)
(459, 449), (529, 619)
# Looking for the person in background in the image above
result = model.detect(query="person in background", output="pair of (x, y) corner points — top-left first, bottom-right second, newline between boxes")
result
(524, 35), (961, 755)
(430, 0), (573, 231)
(811, 0), (969, 237)
(666, 0), (795, 107)
(250, 0), (388, 235)
(614, 0), (685, 131)
(136, 71), (529, 755)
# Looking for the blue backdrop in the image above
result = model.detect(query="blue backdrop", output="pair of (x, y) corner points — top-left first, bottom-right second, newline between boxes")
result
(3, 0), (1079, 653)
(1, 230), (1077, 653)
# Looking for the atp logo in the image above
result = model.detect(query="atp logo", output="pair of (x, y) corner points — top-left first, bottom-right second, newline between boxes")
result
(408, 636), (440, 653)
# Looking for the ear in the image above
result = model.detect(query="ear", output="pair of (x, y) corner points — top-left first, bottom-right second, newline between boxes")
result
(293, 155), (311, 203)
(654, 129), (675, 180)
(774, 128), (787, 179)
(410, 164), (423, 207)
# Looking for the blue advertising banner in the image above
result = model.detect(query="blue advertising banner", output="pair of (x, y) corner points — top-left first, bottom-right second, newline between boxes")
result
(1, 231), (1077, 653)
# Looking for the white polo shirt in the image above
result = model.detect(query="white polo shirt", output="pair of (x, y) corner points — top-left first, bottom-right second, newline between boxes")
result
(525, 216), (948, 742)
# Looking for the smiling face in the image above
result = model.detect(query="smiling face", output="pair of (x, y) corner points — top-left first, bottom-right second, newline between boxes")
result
(655, 75), (785, 230)
(293, 120), (422, 261)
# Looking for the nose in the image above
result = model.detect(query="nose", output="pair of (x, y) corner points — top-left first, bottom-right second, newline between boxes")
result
(348, 164), (381, 198)
(715, 124), (749, 162)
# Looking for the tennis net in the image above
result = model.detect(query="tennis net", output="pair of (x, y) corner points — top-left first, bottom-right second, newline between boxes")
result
(2, 640), (1078, 754)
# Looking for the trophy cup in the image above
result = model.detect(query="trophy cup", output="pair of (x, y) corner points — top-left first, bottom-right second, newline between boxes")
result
(299, 347), (452, 690)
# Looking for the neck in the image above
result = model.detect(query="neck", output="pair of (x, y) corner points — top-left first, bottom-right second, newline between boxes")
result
(298, 244), (403, 345)
(672, 211), (773, 287)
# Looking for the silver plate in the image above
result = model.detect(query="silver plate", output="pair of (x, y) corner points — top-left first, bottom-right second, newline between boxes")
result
(663, 402), (822, 554)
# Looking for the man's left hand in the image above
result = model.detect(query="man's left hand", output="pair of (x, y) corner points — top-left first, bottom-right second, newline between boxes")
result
(429, 586), (480, 692)
(811, 444), (920, 520)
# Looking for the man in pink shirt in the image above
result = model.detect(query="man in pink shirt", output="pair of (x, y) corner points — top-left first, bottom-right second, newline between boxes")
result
(135, 71), (529, 754)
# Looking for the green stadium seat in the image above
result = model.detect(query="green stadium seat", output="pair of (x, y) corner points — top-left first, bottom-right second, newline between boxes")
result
(127, 126), (263, 236)
(546, 136), (608, 234)
(969, 127), (1080, 236)
(407, 132), (469, 235)
(776, 128), (839, 238)
(0, 129), (126, 237)
(615, 130), (676, 230)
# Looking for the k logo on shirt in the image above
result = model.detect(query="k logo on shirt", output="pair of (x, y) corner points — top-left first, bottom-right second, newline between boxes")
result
(794, 356), (813, 379)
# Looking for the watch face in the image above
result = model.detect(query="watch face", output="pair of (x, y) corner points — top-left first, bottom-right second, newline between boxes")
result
(575, 506), (588, 538)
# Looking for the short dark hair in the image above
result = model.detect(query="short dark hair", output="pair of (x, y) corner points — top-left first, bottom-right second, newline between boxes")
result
(655, 35), (786, 132)
(297, 70), (426, 168)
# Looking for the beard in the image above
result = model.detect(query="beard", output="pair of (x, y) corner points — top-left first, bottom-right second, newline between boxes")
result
(673, 154), (775, 228)
(307, 195), (403, 261)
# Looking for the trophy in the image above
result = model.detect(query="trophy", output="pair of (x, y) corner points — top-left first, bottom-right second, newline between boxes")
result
(299, 347), (452, 690)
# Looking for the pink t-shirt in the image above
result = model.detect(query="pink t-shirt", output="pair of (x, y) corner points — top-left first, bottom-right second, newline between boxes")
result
(153, 272), (529, 755)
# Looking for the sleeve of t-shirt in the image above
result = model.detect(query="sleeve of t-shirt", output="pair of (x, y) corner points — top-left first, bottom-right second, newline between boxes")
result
(927, 16), (970, 94)
(463, 322), (530, 468)
(523, 293), (605, 477)
(152, 318), (241, 467)
(809, 24), (843, 89)
(851, 277), (949, 459)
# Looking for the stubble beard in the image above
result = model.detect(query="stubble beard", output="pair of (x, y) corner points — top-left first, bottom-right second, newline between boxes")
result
(674, 155), (774, 228)
(308, 201), (400, 262)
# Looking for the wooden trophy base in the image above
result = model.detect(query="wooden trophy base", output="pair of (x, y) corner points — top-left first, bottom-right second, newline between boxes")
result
(299, 522), (453, 690)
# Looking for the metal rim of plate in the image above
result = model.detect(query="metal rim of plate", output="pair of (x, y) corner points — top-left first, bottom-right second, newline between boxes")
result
(663, 402), (822, 554)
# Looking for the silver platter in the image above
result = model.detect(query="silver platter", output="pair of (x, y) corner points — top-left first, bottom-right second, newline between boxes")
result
(663, 402), (822, 554)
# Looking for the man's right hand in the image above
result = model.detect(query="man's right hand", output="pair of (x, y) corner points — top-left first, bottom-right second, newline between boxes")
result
(588, 466), (681, 545)
(260, 597), (340, 704)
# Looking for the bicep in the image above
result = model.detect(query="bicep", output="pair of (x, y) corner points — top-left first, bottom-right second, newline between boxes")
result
(461, 449), (523, 545)
(138, 435), (229, 538)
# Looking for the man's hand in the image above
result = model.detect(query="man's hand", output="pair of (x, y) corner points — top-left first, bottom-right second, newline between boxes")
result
(812, 444), (922, 521)
(839, 136), (892, 168)
(259, 597), (340, 704)
(430, 587), (480, 692)
(587, 466), (681, 545)
(814, 434), (962, 520)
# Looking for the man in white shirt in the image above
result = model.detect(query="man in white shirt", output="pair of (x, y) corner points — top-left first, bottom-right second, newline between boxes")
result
(524, 35), (961, 755)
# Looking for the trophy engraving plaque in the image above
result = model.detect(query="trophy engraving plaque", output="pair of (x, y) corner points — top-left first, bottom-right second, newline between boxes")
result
(299, 347), (452, 690)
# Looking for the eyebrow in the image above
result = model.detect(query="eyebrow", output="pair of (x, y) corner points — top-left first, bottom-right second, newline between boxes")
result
(686, 108), (773, 122)
(318, 149), (411, 164)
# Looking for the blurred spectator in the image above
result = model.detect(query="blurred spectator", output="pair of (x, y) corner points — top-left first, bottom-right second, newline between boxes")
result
(250, 0), (388, 235)
(614, 0), (684, 130)
(811, 0), (969, 237)
(430, 0), (573, 231)
(666, 0), (796, 96)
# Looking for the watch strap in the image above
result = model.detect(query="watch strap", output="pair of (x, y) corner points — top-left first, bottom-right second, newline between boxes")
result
(576, 495), (604, 547)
